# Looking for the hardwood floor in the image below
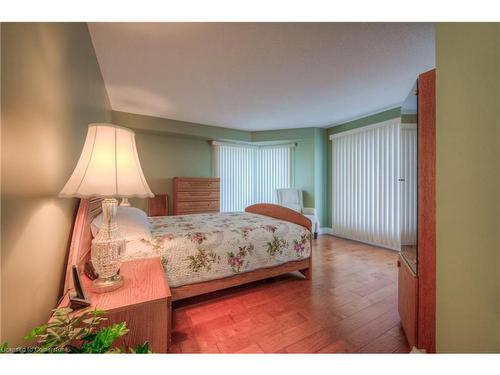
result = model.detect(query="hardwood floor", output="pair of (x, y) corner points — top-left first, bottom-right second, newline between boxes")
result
(169, 235), (410, 353)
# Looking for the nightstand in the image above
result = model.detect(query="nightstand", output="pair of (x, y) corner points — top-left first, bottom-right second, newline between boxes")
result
(57, 257), (171, 353)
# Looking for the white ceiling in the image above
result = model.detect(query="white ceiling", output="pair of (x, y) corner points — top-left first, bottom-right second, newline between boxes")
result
(89, 23), (435, 131)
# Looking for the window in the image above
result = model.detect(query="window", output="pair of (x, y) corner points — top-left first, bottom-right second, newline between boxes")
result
(330, 119), (416, 250)
(213, 142), (294, 212)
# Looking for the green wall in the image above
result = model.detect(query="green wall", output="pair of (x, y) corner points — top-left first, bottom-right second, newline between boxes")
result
(292, 140), (315, 209)
(313, 128), (328, 226)
(112, 111), (325, 222)
(113, 107), (404, 229)
(130, 132), (214, 213)
(327, 107), (402, 136)
(111, 111), (247, 213)
(435, 23), (500, 353)
(112, 110), (250, 143)
(325, 108), (402, 227)
(1, 23), (111, 345)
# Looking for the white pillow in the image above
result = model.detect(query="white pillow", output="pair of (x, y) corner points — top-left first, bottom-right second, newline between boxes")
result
(91, 206), (152, 241)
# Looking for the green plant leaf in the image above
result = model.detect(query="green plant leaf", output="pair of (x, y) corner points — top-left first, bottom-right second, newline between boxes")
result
(80, 333), (97, 342)
(90, 309), (106, 316)
(81, 322), (129, 353)
(133, 342), (150, 354)
(24, 324), (48, 341)
(21, 307), (149, 354)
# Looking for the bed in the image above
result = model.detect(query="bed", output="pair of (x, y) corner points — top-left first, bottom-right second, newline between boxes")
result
(63, 198), (312, 302)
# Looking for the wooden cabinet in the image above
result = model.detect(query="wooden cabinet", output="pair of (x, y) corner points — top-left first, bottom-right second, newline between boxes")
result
(416, 69), (436, 353)
(397, 69), (435, 352)
(173, 177), (220, 215)
(57, 258), (171, 353)
(148, 193), (169, 216)
(398, 255), (418, 348)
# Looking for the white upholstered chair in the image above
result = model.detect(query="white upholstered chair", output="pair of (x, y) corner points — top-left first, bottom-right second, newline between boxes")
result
(275, 188), (319, 239)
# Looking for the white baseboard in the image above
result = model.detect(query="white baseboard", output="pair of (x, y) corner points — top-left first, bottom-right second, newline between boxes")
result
(318, 227), (334, 235)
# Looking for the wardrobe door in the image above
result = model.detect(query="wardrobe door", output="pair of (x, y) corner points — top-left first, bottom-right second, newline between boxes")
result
(398, 255), (418, 348)
(417, 69), (436, 353)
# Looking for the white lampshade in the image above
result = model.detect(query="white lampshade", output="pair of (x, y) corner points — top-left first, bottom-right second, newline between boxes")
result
(59, 123), (153, 198)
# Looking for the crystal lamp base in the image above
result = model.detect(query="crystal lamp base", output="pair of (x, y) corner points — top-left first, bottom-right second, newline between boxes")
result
(91, 274), (124, 293)
(91, 198), (126, 293)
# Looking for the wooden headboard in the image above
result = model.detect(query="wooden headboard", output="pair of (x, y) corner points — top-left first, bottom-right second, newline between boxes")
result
(63, 197), (103, 294)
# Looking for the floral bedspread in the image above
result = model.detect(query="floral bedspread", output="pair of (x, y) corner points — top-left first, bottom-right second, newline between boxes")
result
(122, 212), (311, 287)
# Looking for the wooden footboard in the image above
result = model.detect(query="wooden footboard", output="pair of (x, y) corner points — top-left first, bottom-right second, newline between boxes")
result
(171, 258), (310, 301)
(245, 203), (312, 232)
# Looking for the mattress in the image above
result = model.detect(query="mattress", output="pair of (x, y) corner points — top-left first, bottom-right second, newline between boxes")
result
(122, 212), (311, 288)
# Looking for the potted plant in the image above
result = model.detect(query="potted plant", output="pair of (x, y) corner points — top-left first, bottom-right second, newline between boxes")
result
(1, 307), (150, 354)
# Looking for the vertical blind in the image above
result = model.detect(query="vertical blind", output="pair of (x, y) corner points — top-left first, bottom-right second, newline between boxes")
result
(213, 142), (293, 212)
(330, 119), (403, 250)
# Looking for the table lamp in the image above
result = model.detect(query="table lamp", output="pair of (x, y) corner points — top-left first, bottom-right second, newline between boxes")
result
(60, 124), (153, 293)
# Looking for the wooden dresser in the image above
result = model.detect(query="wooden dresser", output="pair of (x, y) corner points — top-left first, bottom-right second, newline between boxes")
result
(173, 177), (220, 215)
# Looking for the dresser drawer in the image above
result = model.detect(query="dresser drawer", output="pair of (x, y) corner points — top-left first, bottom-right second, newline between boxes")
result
(176, 191), (220, 202)
(176, 200), (220, 212)
(176, 179), (220, 191)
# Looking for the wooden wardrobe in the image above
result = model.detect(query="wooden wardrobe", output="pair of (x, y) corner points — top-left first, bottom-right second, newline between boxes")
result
(172, 177), (220, 215)
(398, 69), (436, 353)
